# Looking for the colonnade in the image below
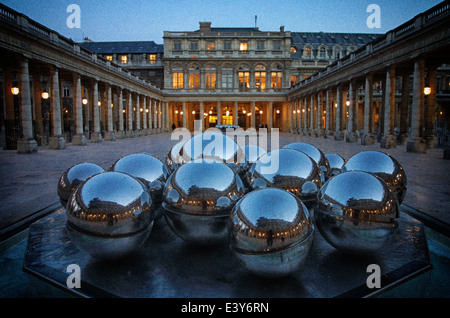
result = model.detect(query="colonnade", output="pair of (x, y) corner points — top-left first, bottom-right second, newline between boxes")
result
(3, 56), (167, 153)
(289, 57), (439, 153)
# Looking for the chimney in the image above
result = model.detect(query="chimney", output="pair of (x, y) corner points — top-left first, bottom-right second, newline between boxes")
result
(280, 26), (285, 33)
(200, 22), (211, 32)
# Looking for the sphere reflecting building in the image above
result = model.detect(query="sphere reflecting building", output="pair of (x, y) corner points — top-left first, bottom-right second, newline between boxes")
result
(66, 171), (154, 260)
(163, 161), (246, 245)
(247, 148), (323, 208)
(325, 154), (346, 179)
(342, 151), (407, 204)
(284, 142), (330, 177)
(57, 163), (105, 207)
(229, 188), (314, 278)
(110, 153), (169, 218)
(166, 141), (185, 172)
(314, 171), (399, 255)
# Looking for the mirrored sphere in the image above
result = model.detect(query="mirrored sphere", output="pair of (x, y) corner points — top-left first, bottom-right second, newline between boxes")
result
(325, 154), (346, 179)
(163, 161), (246, 245)
(110, 153), (169, 218)
(342, 151), (407, 204)
(66, 171), (154, 260)
(248, 148), (323, 208)
(314, 170), (399, 255)
(180, 131), (245, 167)
(229, 188), (314, 278)
(166, 141), (185, 172)
(284, 142), (330, 177)
(57, 163), (105, 207)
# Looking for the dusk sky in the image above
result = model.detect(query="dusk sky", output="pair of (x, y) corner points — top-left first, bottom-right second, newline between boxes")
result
(1, 0), (443, 43)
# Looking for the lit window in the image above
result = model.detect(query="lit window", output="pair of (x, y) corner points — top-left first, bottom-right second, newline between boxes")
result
(239, 42), (248, 51)
(149, 54), (157, 64)
(172, 72), (183, 89)
(189, 67), (200, 89)
(304, 47), (311, 59)
(255, 65), (266, 92)
(106, 55), (113, 61)
(271, 72), (282, 90)
(207, 41), (215, 50)
(205, 65), (216, 89)
(290, 46), (297, 53)
(290, 75), (299, 87)
(238, 71), (250, 91)
(121, 55), (128, 64)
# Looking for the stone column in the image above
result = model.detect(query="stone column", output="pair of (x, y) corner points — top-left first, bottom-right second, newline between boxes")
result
(158, 99), (162, 131)
(199, 101), (204, 132)
(33, 74), (46, 146)
(148, 98), (153, 133)
(17, 58), (38, 153)
(142, 96), (148, 135)
(49, 65), (66, 149)
(218, 101), (222, 126)
(104, 84), (115, 141)
(362, 73), (375, 145)
(72, 74), (87, 145)
(316, 91), (323, 137)
(134, 94), (141, 136)
(126, 91), (134, 138)
(250, 101), (255, 128)
(346, 80), (359, 143)
(268, 101), (273, 129)
(324, 88), (332, 138)
(90, 80), (102, 142)
(303, 96), (308, 135)
(334, 84), (344, 140)
(381, 66), (397, 148)
(153, 100), (158, 132)
(182, 101), (186, 128)
(234, 101), (238, 126)
(116, 87), (125, 138)
(424, 65), (438, 149)
(399, 74), (410, 144)
(407, 59), (427, 153)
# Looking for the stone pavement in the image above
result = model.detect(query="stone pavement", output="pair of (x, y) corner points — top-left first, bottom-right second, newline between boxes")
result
(0, 131), (449, 239)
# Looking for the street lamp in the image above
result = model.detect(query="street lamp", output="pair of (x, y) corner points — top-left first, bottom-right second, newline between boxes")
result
(424, 86), (431, 95)
(41, 90), (49, 100)
(11, 86), (19, 95)
(82, 97), (88, 105)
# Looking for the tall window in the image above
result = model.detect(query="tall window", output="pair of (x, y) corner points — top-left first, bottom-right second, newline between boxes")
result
(273, 40), (281, 51)
(121, 55), (128, 64)
(222, 69), (233, 90)
(190, 41), (198, 51)
(238, 71), (250, 92)
(239, 41), (248, 51)
(172, 72), (183, 89)
(173, 41), (182, 51)
(189, 67), (200, 89)
(207, 41), (215, 51)
(257, 41), (265, 50)
(319, 47), (326, 59)
(149, 54), (157, 64)
(205, 65), (216, 89)
(106, 55), (113, 61)
(303, 47), (311, 59)
(255, 65), (266, 92)
(223, 40), (232, 51)
(271, 72), (282, 90)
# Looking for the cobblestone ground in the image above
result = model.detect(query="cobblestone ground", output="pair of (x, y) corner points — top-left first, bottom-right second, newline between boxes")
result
(0, 130), (449, 231)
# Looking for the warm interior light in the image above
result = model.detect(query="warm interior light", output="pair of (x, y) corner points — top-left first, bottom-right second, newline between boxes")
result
(11, 87), (19, 95)
(346, 100), (350, 106)
(175, 110), (179, 114)
(243, 110), (247, 114)
(192, 110), (196, 115)
(424, 86), (431, 95)
(41, 90), (49, 100)
(82, 97), (88, 105)
(209, 110), (212, 114)
(180, 111), (184, 115)
(276, 109), (280, 114)
(226, 110), (230, 116)
(122, 109), (126, 113)
(140, 108), (143, 112)
(259, 110), (263, 114)
(146, 109), (149, 113)
(98, 101), (101, 106)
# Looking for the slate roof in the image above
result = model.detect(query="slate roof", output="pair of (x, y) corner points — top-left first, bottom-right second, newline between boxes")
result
(80, 41), (163, 54)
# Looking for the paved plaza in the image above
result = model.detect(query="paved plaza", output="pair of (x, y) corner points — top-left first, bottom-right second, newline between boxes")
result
(0, 131), (449, 238)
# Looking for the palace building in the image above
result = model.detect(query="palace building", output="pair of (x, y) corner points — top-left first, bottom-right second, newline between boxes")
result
(1, 2), (449, 154)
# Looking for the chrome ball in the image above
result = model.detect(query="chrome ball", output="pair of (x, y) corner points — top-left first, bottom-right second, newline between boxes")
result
(66, 171), (154, 260)
(110, 153), (169, 218)
(284, 142), (330, 177)
(163, 161), (246, 245)
(247, 148), (323, 208)
(342, 151), (407, 204)
(57, 163), (105, 207)
(325, 154), (346, 179)
(314, 171), (399, 255)
(166, 141), (185, 172)
(180, 131), (245, 168)
(229, 188), (314, 278)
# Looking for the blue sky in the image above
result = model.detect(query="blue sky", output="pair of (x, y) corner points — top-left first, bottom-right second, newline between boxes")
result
(1, 0), (442, 43)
